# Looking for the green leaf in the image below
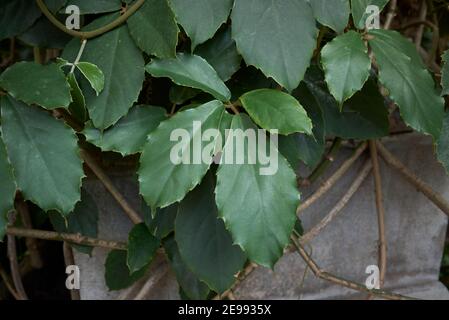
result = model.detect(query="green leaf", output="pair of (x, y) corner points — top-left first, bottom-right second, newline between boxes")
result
(442, 50), (449, 96)
(437, 112), (449, 174)
(309, 0), (350, 33)
(0, 62), (72, 110)
(169, 85), (200, 105)
(215, 114), (300, 268)
(127, 223), (160, 274)
(49, 188), (99, 255)
(139, 101), (231, 209)
(63, 15), (145, 129)
(68, 0), (122, 14)
(143, 202), (177, 239)
(164, 237), (210, 300)
(44, 0), (67, 13)
(231, 0), (317, 92)
(239, 89), (312, 136)
(84, 105), (166, 156)
(195, 27), (242, 82)
(146, 53), (231, 102)
(76, 62), (105, 96)
(105, 250), (147, 291)
(67, 73), (87, 124)
(0, 0), (40, 40)
(0, 136), (16, 240)
(368, 29), (444, 139)
(18, 16), (71, 49)
(127, 0), (179, 58)
(351, 0), (389, 30)
(169, 0), (233, 50)
(175, 173), (246, 293)
(321, 31), (371, 105)
(0, 96), (84, 214)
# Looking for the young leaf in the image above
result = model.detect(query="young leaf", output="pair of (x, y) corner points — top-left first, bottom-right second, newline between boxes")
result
(351, 0), (389, 30)
(175, 173), (246, 293)
(127, 223), (160, 274)
(442, 50), (449, 96)
(164, 237), (210, 300)
(84, 105), (167, 156)
(127, 0), (179, 58)
(62, 14), (145, 129)
(76, 62), (105, 96)
(0, 0), (41, 40)
(0, 135), (16, 240)
(138, 101), (231, 209)
(239, 89), (312, 136)
(215, 114), (300, 268)
(195, 28), (242, 82)
(0, 62), (72, 110)
(49, 188), (99, 255)
(105, 250), (147, 291)
(0, 96), (84, 214)
(232, 0), (317, 92)
(67, 73), (87, 123)
(321, 31), (371, 105)
(310, 0), (350, 33)
(169, 0), (233, 50)
(368, 29), (444, 139)
(146, 53), (231, 102)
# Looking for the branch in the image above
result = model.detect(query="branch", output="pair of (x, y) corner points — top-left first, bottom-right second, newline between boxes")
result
(214, 263), (258, 300)
(383, 0), (397, 30)
(79, 149), (143, 224)
(291, 237), (416, 300)
(35, 0), (145, 40)
(301, 160), (372, 244)
(369, 141), (387, 288)
(7, 234), (28, 300)
(6, 227), (127, 251)
(376, 141), (449, 217)
(297, 142), (368, 215)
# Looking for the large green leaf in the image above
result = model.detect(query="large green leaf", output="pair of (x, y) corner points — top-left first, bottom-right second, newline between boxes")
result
(68, 0), (122, 14)
(437, 112), (449, 174)
(169, 0), (233, 50)
(309, 0), (350, 33)
(0, 0), (40, 40)
(0, 96), (84, 214)
(351, 0), (389, 30)
(0, 136), (16, 240)
(215, 114), (300, 268)
(84, 105), (167, 156)
(231, 0), (317, 92)
(63, 15), (145, 129)
(321, 31), (371, 105)
(0, 62), (72, 110)
(127, 0), (178, 58)
(368, 29), (444, 139)
(105, 250), (147, 291)
(139, 101), (231, 210)
(442, 50), (449, 96)
(49, 188), (99, 255)
(175, 173), (246, 293)
(127, 223), (160, 274)
(164, 237), (210, 300)
(239, 89), (313, 136)
(146, 53), (231, 102)
(195, 28), (242, 82)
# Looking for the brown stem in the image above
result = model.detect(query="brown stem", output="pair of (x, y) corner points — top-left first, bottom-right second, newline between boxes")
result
(383, 0), (397, 30)
(63, 243), (81, 300)
(214, 263), (258, 300)
(6, 227), (127, 251)
(79, 149), (143, 224)
(369, 141), (387, 288)
(7, 235), (28, 300)
(414, 2), (428, 49)
(297, 142), (368, 215)
(301, 160), (372, 244)
(376, 141), (449, 217)
(291, 237), (415, 300)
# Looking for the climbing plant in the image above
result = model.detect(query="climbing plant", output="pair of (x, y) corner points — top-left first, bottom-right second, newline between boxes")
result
(0, 0), (449, 300)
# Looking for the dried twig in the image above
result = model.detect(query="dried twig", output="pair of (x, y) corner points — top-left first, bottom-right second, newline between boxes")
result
(376, 141), (449, 217)
(63, 243), (81, 300)
(301, 160), (373, 244)
(214, 263), (258, 300)
(297, 142), (368, 215)
(7, 235), (28, 300)
(80, 149), (143, 224)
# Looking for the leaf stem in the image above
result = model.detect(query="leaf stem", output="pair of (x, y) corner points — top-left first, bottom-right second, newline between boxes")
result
(70, 39), (87, 74)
